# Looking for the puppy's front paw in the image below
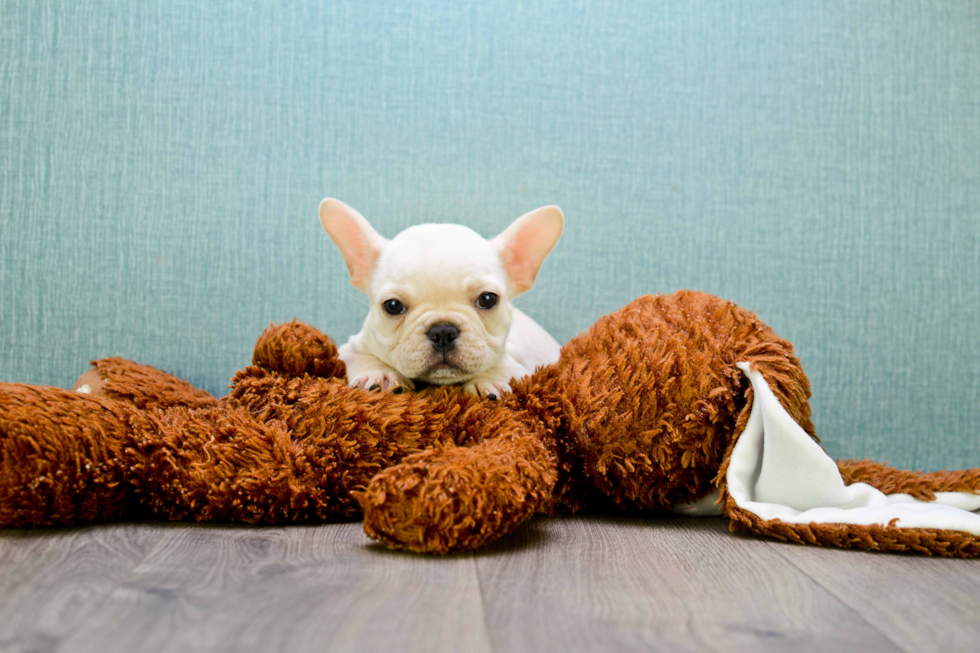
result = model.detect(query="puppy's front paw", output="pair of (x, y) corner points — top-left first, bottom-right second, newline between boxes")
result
(463, 359), (532, 400)
(462, 377), (512, 401)
(349, 366), (415, 393)
(341, 346), (415, 393)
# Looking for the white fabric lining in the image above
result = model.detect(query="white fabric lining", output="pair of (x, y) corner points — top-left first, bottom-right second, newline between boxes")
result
(720, 362), (980, 534)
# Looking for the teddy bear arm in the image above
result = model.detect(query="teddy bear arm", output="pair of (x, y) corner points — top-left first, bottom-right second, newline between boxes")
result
(81, 357), (218, 410)
(356, 426), (559, 554)
(226, 321), (348, 418)
(250, 320), (346, 380)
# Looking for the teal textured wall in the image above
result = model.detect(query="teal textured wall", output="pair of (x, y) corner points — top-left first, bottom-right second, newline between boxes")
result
(1, 1), (978, 470)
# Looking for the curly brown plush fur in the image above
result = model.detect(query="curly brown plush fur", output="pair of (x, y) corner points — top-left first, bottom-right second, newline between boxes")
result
(1, 291), (978, 555)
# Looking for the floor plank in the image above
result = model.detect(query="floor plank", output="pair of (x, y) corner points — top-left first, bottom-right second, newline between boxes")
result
(5, 516), (978, 653)
(475, 515), (900, 653)
(55, 522), (492, 653)
(0, 523), (170, 653)
(765, 533), (980, 653)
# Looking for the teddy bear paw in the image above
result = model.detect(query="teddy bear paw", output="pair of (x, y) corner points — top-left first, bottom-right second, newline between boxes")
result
(71, 368), (106, 396)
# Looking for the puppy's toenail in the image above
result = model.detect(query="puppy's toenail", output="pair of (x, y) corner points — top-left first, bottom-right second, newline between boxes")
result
(369, 384), (380, 392)
(487, 393), (497, 401)
(392, 386), (405, 394)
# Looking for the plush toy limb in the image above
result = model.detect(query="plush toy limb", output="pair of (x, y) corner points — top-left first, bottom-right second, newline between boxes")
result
(0, 384), (144, 526)
(836, 459), (980, 501)
(0, 382), (353, 526)
(151, 380), (563, 528)
(2, 369), (545, 528)
(120, 402), (361, 523)
(725, 498), (980, 557)
(66, 319), (340, 413)
(74, 357), (218, 410)
(251, 320), (346, 379)
(355, 422), (559, 554)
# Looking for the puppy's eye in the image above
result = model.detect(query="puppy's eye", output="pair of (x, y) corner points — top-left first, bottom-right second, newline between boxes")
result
(477, 292), (498, 310)
(382, 299), (406, 315)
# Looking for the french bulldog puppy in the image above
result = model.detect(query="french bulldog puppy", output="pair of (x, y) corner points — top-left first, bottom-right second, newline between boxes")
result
(318, 199), (563, 398)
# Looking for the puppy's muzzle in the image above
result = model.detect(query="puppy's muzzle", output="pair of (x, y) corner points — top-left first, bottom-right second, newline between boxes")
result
(427, 323), (460, 354)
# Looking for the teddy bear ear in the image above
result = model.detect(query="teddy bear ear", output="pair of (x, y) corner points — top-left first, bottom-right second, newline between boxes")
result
(492, 205), (564, 296)
(318, 199), (388, 292)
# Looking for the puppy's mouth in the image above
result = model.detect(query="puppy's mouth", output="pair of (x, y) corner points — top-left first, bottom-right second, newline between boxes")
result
(417, 361), (472, 384)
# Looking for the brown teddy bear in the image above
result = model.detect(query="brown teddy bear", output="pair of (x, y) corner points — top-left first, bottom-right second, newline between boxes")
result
(2, 291), (979, 555)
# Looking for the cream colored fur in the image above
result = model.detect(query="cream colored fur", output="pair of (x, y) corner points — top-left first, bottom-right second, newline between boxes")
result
(318, 199), (563, 398)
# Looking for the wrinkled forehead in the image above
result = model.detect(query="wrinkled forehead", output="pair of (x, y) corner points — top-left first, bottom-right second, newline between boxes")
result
(372, 224), (507, 297)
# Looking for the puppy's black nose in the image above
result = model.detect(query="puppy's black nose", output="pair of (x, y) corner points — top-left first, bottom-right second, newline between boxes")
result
(427, 323), (460, 353)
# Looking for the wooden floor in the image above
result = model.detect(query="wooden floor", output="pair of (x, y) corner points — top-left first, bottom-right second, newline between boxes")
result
(1, 515), (978, 653)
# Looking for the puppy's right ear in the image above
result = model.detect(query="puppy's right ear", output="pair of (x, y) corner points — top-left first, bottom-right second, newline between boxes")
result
(492, 205), (564, 296)
(319, 199), (388, 292)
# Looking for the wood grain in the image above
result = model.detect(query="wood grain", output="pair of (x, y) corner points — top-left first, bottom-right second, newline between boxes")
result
(55, 522), (492, 653)
(4, 516), (979, 652)
(766, 533), (980, 653)
(0, 524), (170, 653)
(476, 515), (899, 653)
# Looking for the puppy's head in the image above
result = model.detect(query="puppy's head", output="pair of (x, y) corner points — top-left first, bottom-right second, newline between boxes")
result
(319, 199), (563, 384)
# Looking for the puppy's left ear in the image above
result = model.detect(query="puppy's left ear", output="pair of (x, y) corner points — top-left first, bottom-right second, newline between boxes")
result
(492, 205), (564, 296)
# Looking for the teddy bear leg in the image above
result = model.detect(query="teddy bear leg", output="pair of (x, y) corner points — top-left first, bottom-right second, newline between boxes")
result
(356, 426), (559, 554)
(0, 383), (143, 527)
(0, 381), (363, 527)
(122, 403), (368, 523)
(836, 459), (980, 501)
(71, 367), (106, 395)
(70, 357), (218, 410)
